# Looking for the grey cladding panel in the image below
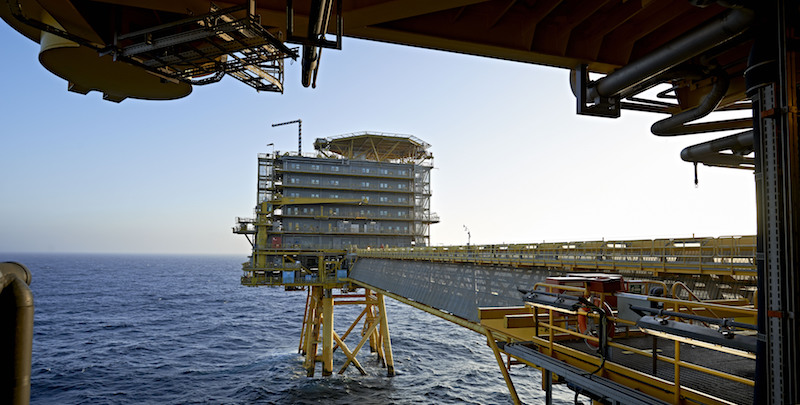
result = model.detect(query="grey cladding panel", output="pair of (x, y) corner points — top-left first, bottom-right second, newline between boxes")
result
(351, 258), (557, 322)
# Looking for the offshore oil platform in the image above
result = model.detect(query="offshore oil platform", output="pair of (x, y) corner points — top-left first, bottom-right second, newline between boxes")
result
(233, 131), (438, 376)
(4, 1), (800, 404)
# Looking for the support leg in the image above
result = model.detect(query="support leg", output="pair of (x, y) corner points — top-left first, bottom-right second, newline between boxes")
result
(544, 368), (552, 405)
(486, 329), (520, 405)
(304, 286), (322, 377)
(299, 288), (312, 354)
(377, 293), (395, 376)
(322, 289), (334, 376)
(365, 289), (378, 353)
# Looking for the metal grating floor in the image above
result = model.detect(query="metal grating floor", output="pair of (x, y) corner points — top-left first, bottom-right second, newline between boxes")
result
(562, 335), (755, 404)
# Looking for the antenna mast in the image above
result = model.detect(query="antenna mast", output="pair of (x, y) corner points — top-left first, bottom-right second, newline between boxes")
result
(272, 119), (302, 155)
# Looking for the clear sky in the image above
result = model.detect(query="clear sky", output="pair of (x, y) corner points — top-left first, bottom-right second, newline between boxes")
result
(0, 22), (756, 255)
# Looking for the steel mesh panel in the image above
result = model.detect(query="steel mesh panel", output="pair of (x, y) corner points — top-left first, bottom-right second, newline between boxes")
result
(350, 258), (556, 321)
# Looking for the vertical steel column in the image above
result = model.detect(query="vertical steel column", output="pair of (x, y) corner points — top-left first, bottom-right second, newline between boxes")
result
(304, 286), (322, 376)
(321, 289), (333, 376)
(750, 1), (800, 402)
(298, 288), (312, 354)
(365, 289), (378, 354)
(673, 341), (681, 403)
(376, 293), (395, 376)
(544, 369), (553, 405)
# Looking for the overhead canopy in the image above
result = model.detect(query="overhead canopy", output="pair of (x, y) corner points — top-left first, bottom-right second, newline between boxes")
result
(1, 0), (752, 103)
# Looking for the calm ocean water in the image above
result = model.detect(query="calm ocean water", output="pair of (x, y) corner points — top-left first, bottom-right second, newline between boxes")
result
(10, 253), (577, 404)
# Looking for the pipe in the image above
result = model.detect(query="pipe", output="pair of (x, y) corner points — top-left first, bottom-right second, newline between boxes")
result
(301, 0), (335, 88)
(588, 8), (754, 100)
(0, 262), (33, 405)
(618, 68), (704, 100)
(651, 70), (751, 136)
(0, 262), (31, 286)
(680, 130), (754, 168)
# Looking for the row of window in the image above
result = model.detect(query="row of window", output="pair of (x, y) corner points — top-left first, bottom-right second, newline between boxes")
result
(284, 191), (411, 204)
(286, 177), (409, 190)
(286, 162), (411, 177)
(284, 207), (409, 218)
(283, 221), (411, 234)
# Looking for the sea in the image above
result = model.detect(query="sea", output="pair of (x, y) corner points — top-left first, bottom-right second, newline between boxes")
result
(10, 253), (579, 404)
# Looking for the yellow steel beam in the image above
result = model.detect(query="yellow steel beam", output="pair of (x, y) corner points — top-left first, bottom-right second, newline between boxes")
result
(304, 286), (322, 376)
(334, 308), (368, 353)
(333, 331), (367, 375)
(298, 288), (312, 354)
(485, 328), (521, 405)
(339, 317), (379, 374)
(322, 294), (334, 376)
(377, 293), (395, 376)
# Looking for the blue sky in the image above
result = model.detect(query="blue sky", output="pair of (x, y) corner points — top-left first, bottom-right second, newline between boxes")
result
(0, 22), (756, 254)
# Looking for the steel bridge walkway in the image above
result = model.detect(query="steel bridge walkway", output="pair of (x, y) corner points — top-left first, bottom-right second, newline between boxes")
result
(346, 236), (757, 405)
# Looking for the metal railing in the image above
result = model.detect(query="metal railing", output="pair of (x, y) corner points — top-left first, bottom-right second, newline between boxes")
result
(357, 236), (756, 277)
(520, 282), (756, 405)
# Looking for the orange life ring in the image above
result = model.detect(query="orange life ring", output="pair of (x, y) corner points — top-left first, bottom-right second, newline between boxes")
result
(577, 297), (615, 348)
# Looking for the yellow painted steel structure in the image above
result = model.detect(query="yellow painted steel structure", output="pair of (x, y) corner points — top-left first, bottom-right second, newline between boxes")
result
(357, 235), (756, 277)
(299, 286), (395, 377)
(236, 232), (760, 402)
(476, 286), (758, 405)
(345, 273), (760, 405)
(346, 237), (760, 405)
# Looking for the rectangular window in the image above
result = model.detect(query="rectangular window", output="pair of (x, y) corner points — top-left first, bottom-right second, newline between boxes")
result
(361, 181), (370, 187)
(362, 168), (371, 174)
(291, 163), (301, 169)
(311, 179), (320, 185)
(290, 178), (299, 184)
(398, 197), (407, 203)
(289, 192), (300, 197)
(379, 169), (389, 175)
(311, 164), (320, 171)
(398, 183), (407, 189)
(398, 169), (407, 175)
(379, 196), (389, 202)
(330, 194), (339, 199)
(329, 180), (339, 186)
(311, 193), (320, 198)
(330, 166), (340, 172)
(379, 210), (388, 216)
(380, 183), (388, 189)
(397, 211), (404, 217)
